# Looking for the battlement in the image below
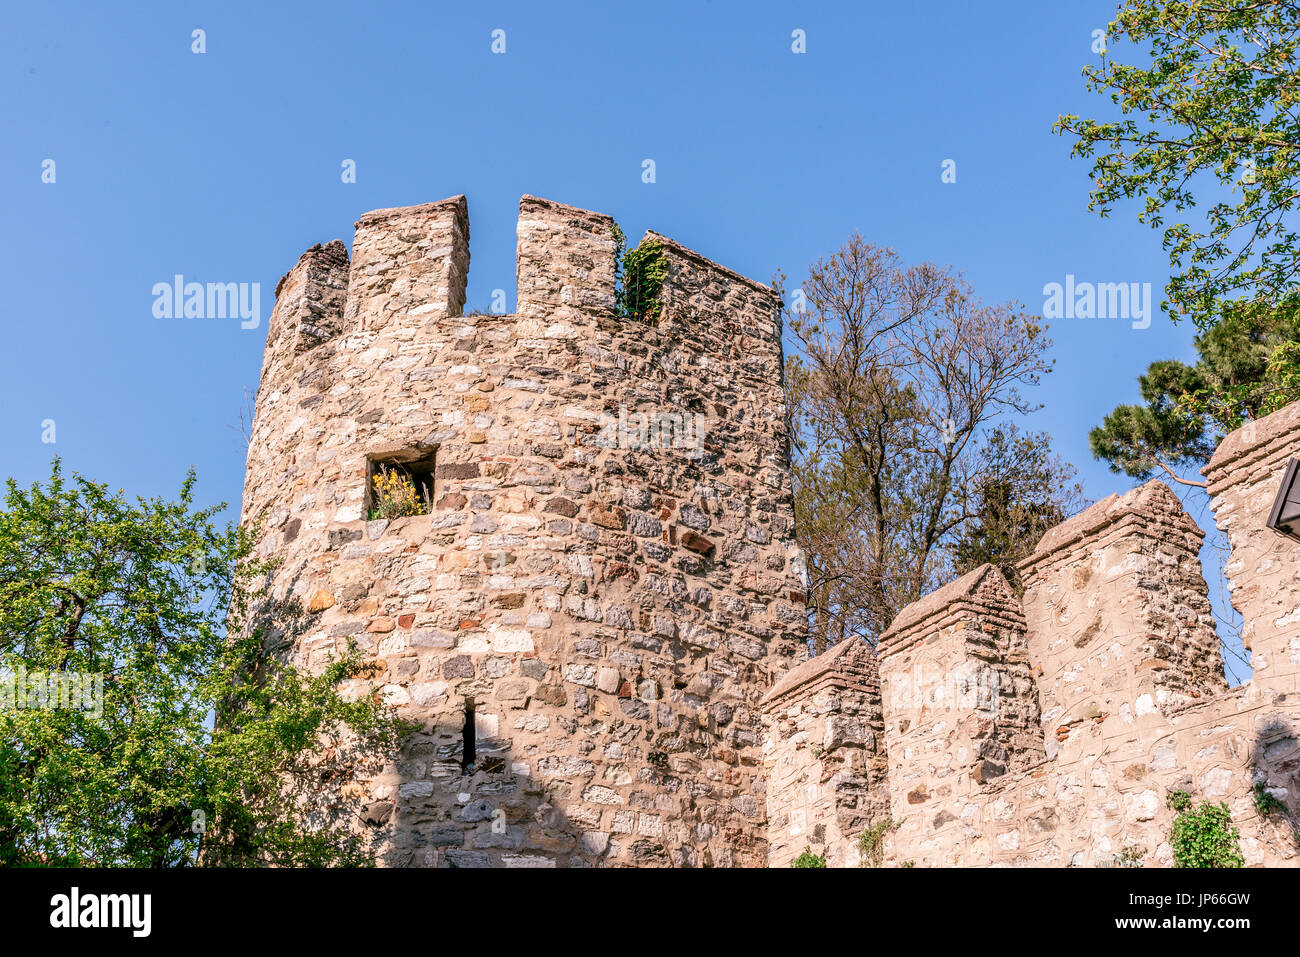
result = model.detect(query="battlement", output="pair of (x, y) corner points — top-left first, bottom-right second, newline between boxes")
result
(244, 192), (794, 534)
(348, 196), (471, 331)
(256, 195), (781, 391)
(763, 414), (1300, 867)
(760, 639), (887, 867)
(240, 194), (804, 867)
(515, 195), (618, 322)
(1019, 479), (1226, 761)
(243, 192), (1298, 868)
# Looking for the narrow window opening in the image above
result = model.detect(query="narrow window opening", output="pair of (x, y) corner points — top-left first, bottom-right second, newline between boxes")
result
(366, 448), (437, 520)
(461, 698), (476, 773)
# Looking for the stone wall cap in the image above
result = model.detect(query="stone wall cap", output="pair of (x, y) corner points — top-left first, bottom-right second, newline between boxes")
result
(642, 230), (777, 298)
(878, 564), (1019, 651)
(275, 239), (349, 298)
(355, 194), (468, 228)
(518, 194), (615, 228)
(1017, 479), (1200, 576)
(1203, 400), (1300, 483)
(762, 638), (875, 707)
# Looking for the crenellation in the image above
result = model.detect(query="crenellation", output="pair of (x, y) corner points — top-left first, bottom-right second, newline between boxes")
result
(650, 232), (786, 395)
(242, 239), (352, 541)
(764, 423), (1300, 868)
(346, 195), (470, 334)
(515, 196), (618, 323)
(871, 565), (1046, 865)
(759, 639), (888, 867)
(246, 193), (1300, 868)
(1205, 403), (1300, 697)
(1018, 480), (1227, 763)
(271, 239), (351, 359)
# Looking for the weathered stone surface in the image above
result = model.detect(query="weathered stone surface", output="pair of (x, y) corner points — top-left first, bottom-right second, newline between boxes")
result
(307, 589), (335, 613)
(760, 639), (889, 867)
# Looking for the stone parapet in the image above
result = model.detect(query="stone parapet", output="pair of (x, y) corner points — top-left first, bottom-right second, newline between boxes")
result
(760, 640), (887, 867)
(1018, 480), (1226, 761)
(763, 414), (1300, 867)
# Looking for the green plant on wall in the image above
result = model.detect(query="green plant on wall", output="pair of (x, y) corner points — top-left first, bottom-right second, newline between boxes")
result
(610, 220), (668, 324)
(856, 818), (897, 868)
(1168, 792), (1244, 868)
(791, 847), (827, 868)
(1115, 846), (1146, 868)
(1253, 783), (1285, 817)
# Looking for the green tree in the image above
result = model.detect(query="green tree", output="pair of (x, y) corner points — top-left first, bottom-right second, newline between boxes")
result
(780, 236), (1081, 650)
(1056, 1), (1300, 328)
(953, 427), (1084, 592)
(1090, 302), (1300, 485)
(0, 461), (405, 866)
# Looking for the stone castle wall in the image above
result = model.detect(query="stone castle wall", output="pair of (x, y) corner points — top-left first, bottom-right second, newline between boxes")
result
(762, 407), (1300, 868)
(246, 193), (1300, 868)
(242, 194), (807, 867)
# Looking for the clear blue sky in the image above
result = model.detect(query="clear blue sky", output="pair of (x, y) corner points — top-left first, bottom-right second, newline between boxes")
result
(1, 1), (1244, 675)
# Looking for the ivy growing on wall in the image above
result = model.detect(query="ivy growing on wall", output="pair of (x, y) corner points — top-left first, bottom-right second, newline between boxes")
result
(611, 221), (668, 324)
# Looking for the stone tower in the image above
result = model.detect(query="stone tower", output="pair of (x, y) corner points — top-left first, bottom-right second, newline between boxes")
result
(240, 194), (808, 867)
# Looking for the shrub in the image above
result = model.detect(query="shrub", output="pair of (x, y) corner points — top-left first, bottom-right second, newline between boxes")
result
(791, 847), (827, 868)
(856, 818), (897, 867)
(1170, 799), (1244, 868)
(1253, 783), (1285, 817)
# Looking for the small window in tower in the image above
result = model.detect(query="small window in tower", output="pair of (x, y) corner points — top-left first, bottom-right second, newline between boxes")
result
(461, 698), (477, 773)
(366, 449), (437, 521)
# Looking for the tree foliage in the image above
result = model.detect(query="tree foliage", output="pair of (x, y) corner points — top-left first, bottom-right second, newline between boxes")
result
(952, 427), (1080, 592)
(1090, 301), (1300, 483)
(1057, 0), (1300, 328)
(0, 461), (405, 866)
(781, 236), (1082, 650)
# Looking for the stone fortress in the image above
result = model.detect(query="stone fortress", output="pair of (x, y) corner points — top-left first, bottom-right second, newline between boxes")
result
(242, 194), (807, 867)
(243, 193), (1299, 867)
